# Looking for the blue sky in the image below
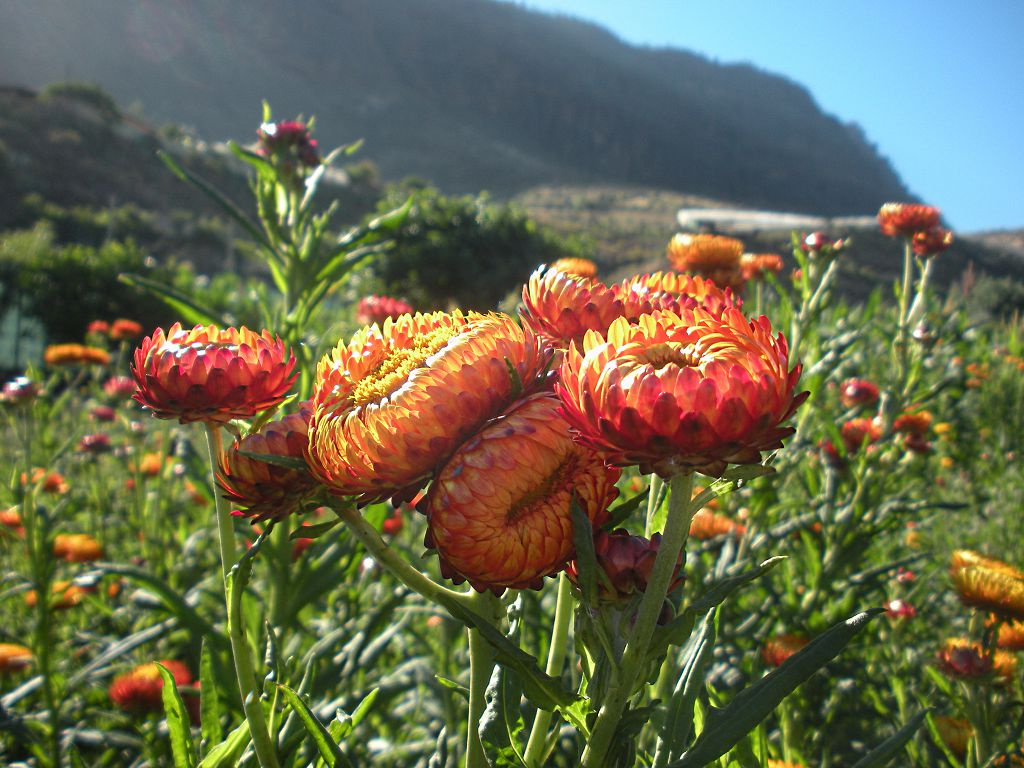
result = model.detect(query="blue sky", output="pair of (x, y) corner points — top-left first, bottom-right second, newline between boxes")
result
(504, 1), (1023, 232)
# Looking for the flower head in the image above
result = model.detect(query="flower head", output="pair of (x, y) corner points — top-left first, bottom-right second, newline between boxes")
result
(218, 407), (318, 521)
(894, 409), (932, 437)
(132, 323), (296, 424)
(257, 120), (320, 167)
(2, 376), (39, 405)
(104, 376), (137, 399)
(996, 620), (1024, 650)
(689, 508), (746, 540)
(950, 550), (1024, 620)
(761, 634), (807, 667)
(309, 312), (549, 501)
(557, 308), (806, 477)
(740, 253), (784, 281)
(0, 643), (33, 674)
(109, 660), (193, 715)
(78, 433), (112, 454)
(878, 203), (941, 238)
(355, 295), (416, 326)
(567, 528), (683, 603)
(885, 599), (917, 621)
(912, 228), (954, 257)
(520, 267), (629, 349)
(53, 533), (104, 563)
(87, 320), (110, 336)
(839, 378), (879, 409)
(613, 272), (739, 319)
(25, 580), (93, 610)
(666, 233), (745, 291)
(937, 638), (1017, 681)
(550, 257), (598, 278)
(840, 418), (882, 454)
(424, 393), (620, 592)
(110, 319), (143, 340)
(44, 344), (110, 366)
(803, 232), (847, 256)
(22, 468), (69, 495)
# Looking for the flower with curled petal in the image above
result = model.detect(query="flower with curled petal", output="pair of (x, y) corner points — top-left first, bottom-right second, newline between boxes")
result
(666, 233), (745, 291)
(424, 393), (619, 592)
(557, 308), (806, 477)
(132, 323), (296, 424)
(566, 528), (683, 603)
(950, 550), (1024, 620)
(218, 407), (318, 521)
(308, 311), (548, 501)
(109, 660), (193, 714)
(878, 203), (941, 238)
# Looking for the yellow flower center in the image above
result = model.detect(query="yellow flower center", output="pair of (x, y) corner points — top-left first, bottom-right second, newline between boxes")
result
(351, 326), (459, 407)
(506, 456), (573, 524)
(634, 342), (702, 370)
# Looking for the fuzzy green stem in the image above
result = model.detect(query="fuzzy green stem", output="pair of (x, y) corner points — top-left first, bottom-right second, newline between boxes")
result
(204, 425), (280, 768)
(895, 239), (915, 392)
(523, 573), (574, 766)
(582, 472), (695, 768)
(466, 620), (496, 768)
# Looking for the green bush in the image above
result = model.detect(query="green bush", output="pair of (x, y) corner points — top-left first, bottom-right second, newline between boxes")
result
(38, 81), (121, 122)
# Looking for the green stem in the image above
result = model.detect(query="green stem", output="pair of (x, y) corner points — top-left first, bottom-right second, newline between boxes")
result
(645, 474), (665, 538)
(466, 619), (496, 768)
(894, 239), (915, 403)
(523, 573), (574, 767)
(204, 425), (281, 768)
(582, 473), (696, 768)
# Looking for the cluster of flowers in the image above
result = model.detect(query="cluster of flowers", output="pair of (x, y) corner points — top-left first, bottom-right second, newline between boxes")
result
(665, 233), (783, 293)
(878, 202), (954, 257)
(87, 318), (144, 341)
(132, 238), (806, 597)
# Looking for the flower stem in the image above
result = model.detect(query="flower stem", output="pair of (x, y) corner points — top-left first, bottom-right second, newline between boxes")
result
(894, 239), (915, 396)
(523, 573), (574, 766)
(466, 617), (496, 768)
(204, 425), (280, 768)
(582, 472), (695, 768)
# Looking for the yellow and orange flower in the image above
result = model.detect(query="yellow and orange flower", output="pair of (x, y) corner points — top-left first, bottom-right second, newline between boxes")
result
(666, 233), (746, 291)
(688, 508), (746, 540)
(557, 308), (805, 477)
(424, 393), (620, 592)
(550, 257), (598, 278)
(995, 619), (1024, 650)
(766, 761), (806, 768)
(950, 550), (1024, 621)
(21, 468), (69, 495)
(218, 407), (318, 521)
(53, 533), (104, 563)
(43, 344), (110, 366)
(0, 643), (33, 673)
(612, 271), (739, 319)
(132, 323), (296, 424)
(109, 660), (193, 714)
(937, 638), (1017, 681)
(308, 311), (548, 501)
(878, 203), (942, 238)
(933, 715), (973, 758)
(761, 634), (807, 667)
(740, 252), (784, 281)
(567, 528), (684, 603)
(894, 409), (933, 437)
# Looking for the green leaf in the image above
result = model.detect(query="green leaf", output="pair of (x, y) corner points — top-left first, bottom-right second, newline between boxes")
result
(158, 664), (198, 768)
(671, 610), (881, 767)
(601, 490), (648, 531)
(276, 683), (352, 768)
(199, 639), (223, 754)
(850, 710), (929, 768)
(333, 687), (379, 740)
(656, 608), (717, 764)
(436, 676), (470, 702)
(235, 449), (310, 472)
(290, 516), (344, 541)
(198, 721), (250, 768)
(119, 273), (228, 327)
(479, 665), (527, 767)
(570, 499), (598, 607)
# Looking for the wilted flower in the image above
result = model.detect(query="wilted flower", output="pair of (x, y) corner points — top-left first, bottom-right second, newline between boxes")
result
(355, 295), (416, 326)
(567, 528), (684, 603)
(308, 311), (548, 501)
(109, 660), (193, 715)
(44, 344), (111, 366)
(425, 394), (620, 592)
(666, 233), (745, 290)
(878, 203), (941, 238)
(53, 533), (104, 563)
(912, 228), (954, 257)
(550, 257), (598, 278)
(936, 638), (1016, 681)
(110, 319), (143, 340)
(839, 378), (880, 409)
(840, 418), (882, 453)
(689, 508), (746, 540)
(762, 634), (808, 667)
(557, 309), (805, 477)
(132, 323), (296, 424)
(0, 644), (33, 673)
(950, 550), (1024, 621)
(218, 408), (317, 521)
(2, 376), (39, 405)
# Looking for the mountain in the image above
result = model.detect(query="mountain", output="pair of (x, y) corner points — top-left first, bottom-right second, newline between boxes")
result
(0, 0), (910, 214)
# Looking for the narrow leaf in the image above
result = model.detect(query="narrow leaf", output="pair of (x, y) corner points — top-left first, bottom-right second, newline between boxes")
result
(197, 721), (250, 768)
(290, 517), (343, 541)
(436, 676), (470, 701)
(333, 687), (380, 740)
(850, 710), (928, 768)
(199, 639), (223, 753)
(601, 490), (648, 531)
(656, 608), (717, 763)
(158, 664), (198, 768)
(236, 449), (310, 472)
(277, 683), (352, 768)
(119, 273), (228, 327)
(570, 499), (598, 607)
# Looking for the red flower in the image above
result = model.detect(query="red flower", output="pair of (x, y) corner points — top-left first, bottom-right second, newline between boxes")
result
(103, 376), (137, 399)
(740, 253), (784, 281)
(761, 634), (807, 667)
(356, 295), (415, 326)
(2, 376), (39, 405)
(109, 660), (193, 714)
(567, 528), (684, 603)
(839, 378), (879, 409)
(132, 323), (296, 424)
(885, 599), (917, 621)
(78, 433), (112, 454)
(257, 120), (320, 167)
(91, 405), (117, 422)
(912, 228), (954, 257)
(878, 203), (941, 238)
(87, 320), (110, 336)
(840, 418), (882, 453)
(110, 319), (144, 340)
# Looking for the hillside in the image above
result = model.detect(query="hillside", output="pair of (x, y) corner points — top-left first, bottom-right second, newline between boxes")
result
(1, 0), (910, 215)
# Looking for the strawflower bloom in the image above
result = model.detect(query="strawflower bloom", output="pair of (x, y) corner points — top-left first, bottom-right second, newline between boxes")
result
(557, 308), (806, 477)
(762, 634), (807, 667)
(86, 320), (110, 336)
(689, 508), (746, 540)
(424, 394), (620, 592)
(0, 643), (33, 673)
(740, 252), (784, 281)
(103, 375), (137, 399)
(0, 507), (24, 537)
(894, 409), (932, 436)
(218, 408), (318, 521)
(567, 528), (683, 603)
(44, 344), (110, 366)
(803, 232), (847, 256)
(950, 550), (1024, 621)
(885, 599), (917, 621)
(550, 257), (598, 278)
(78, 433), (112, 454)
(257, 120), (320, 168)
(382, 507), (404, 536)
(91, 405), (116, 422)
(839, 378), (880, 409)
(22, 468), (69, 495)
(2, 376), (39, 405)
(356, 294), (416, 326)
(613, 271), (739, 319)
(109, 660), (193, 714)
(912, 228), (954, 257)
(110, 319), (143, 340)
(878, 203), (942, 238)
(936, 638), (1017, 681)
(132, 323), (296, 424)
(25, 580), (93, 610)
(666, 233), (745, 291)
(840, 418), (882, 454)
(308, 311), (548, 500)
(997, 620), (1024, 651)
(54, 533), (104, 563)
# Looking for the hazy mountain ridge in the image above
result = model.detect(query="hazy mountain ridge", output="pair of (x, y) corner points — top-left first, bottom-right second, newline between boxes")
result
(1, 0), (909, 214)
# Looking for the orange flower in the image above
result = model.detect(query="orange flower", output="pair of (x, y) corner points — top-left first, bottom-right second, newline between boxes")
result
(53, 533), (104, 563)
(767, 761), (806, 768)
(567, 528), (683, 603)
(218, 408), (318, 521)
(950, 553), (1024, 621)
(912, 228), (954, 257)
(0, 643), (33, 673)
(689, 508), (746, 540)
(87, 320), (110, 336)
(21, 468), (69, 495)
(109, 660), (193, 714)
(740, 253), (784, 281)
(839, 378), (879, 409)
(761, 634), (807, 667)
(1, 506), (24, 537)
(550, 257), (598, 278)
(43, 344), (111, 366)
(132, 323), (296, 424)
(612, 271), (739, 319)
(894, 409), (932, 436)
(878, 203), (941, 238)
(110, 319), (143, 340)
(936, 638), (1017, 681)
(996, 620), (1024, 650)
(355, 295), (415, 326)
(308, 311), (548, 501)
(557, 308), (805, 477)
(932, 716), (972, 758)
(840, 418), (882, 453)
(666, 233), (745, 291)
(25, 580), (93, 610)
(425, 394), (620, 592)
